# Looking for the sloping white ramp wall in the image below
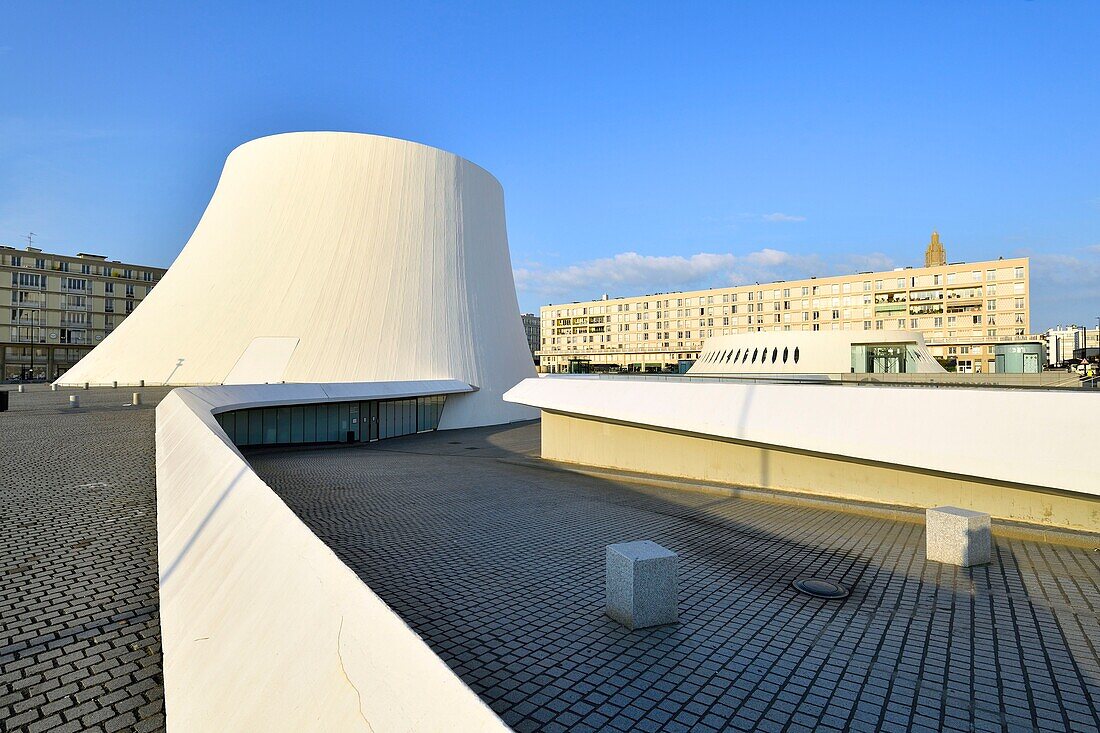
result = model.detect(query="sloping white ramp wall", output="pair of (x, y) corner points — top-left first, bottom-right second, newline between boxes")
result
(58, 132), (534, 427)
(504, 376), (1099, 497)
(156, 382), (506, 731)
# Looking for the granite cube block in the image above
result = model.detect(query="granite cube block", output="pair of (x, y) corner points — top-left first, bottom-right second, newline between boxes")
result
(926, 506), (991, 566)
(606, 540), (678, 629)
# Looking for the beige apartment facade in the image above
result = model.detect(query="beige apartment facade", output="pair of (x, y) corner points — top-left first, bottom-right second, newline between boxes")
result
(538, 234), (1031, 374)
(2, 245), (167, 381)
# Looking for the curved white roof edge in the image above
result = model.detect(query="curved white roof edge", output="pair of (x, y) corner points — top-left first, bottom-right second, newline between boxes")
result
(57, 132), (536, 428)
(156, 381), (508, 730)
(689, 329), (945, 375)
(224, 130), (504, 184)
(180, 378), (473, 414)
(503, 376), (1099, 497)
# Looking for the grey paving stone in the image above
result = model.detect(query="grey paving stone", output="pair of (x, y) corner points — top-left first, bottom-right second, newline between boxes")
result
(0, 385), (170, 732)
(251, 420), (1100, 733)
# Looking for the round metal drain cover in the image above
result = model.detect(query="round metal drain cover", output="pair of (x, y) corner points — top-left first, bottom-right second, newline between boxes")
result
(792, 578), (849, 599)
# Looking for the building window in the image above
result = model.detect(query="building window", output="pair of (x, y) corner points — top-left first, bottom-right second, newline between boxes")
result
(1014, 267), (1024, 279)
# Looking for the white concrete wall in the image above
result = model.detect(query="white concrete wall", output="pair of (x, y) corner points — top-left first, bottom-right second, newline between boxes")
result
(58, 132), (535, 428)
(156, 382), (508, 732)
(504, 376), (1100, 497)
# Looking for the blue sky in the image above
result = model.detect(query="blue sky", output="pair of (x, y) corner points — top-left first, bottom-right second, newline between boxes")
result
(1, 2), (1098, 329)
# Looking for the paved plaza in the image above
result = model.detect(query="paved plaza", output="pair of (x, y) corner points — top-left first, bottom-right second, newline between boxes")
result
(0, 385), (169, 733)
(252, 422), (1100, 733)
(3, 388), (1100, 733)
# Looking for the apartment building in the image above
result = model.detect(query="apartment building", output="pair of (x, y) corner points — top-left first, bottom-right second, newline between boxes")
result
(1, 245), (167, 381)
(538, 233), (1031, 374)
(521, 313), (540, 364)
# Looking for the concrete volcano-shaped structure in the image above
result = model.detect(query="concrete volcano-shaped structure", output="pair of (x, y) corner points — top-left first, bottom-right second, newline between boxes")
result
(57, 132), (535, 427)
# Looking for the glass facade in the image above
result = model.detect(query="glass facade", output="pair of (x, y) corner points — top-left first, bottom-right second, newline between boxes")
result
(214, 394), (447, 447)
(849, 343), (935, 373)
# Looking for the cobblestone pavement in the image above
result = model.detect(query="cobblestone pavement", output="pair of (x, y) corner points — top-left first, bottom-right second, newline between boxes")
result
(1, 385), (170, 733)
(252, 421), (1100, 733)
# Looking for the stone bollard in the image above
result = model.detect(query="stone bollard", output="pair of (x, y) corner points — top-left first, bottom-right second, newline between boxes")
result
(17, 384), (24, 393)
(606, 541), (678, 629)
(69, 395), (80, 409)
(132, 392), (142, 406)
(926, 506), (991, 567)
(139, 379), (145, 387)
(83, 383), (89, 390)
(112, 381), (118, 388)
(51, 384), (58, 391)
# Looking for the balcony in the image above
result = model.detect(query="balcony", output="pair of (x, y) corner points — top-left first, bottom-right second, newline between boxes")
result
(927, 333), (1039, 345)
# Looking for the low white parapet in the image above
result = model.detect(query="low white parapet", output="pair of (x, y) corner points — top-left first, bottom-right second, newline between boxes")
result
(503, 376), (1098, 498)
(156, 381), (505, 732)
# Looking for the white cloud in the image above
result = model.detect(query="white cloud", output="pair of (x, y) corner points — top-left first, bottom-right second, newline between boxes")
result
(514, 248), (894, 302)
(761, 212), (806, 223)
(1020, 248), (1100, 330)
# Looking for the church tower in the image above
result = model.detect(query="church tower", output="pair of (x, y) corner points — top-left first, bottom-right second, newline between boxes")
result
(924, 230), (947, 267)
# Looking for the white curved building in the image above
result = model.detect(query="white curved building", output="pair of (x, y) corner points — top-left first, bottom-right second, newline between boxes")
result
(688, 330), (945, 376)
(56, 132), (535, 427)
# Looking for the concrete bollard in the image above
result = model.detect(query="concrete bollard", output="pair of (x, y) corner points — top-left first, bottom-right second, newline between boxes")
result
(51, 384), (58, 391)
(83, 382), (89, 390)
(606, 541), (679, 629)
(69, 395), (80, 408)
(926, 506), (991, 567)
(132, 392), (142, 406)
(139, 379), (145, 387)
(17, 384), (24, 393)
(112, 381), (118, 388)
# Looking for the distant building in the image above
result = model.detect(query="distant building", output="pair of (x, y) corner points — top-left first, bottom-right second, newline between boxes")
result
(521, 313), (540, 364)
(1044, 325), (1100, 366)
(1044, 324), (1086, 366)
(1, 245), (167, 381)
(539, 232), (1032, 375)
(924, 230), (947, 267)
